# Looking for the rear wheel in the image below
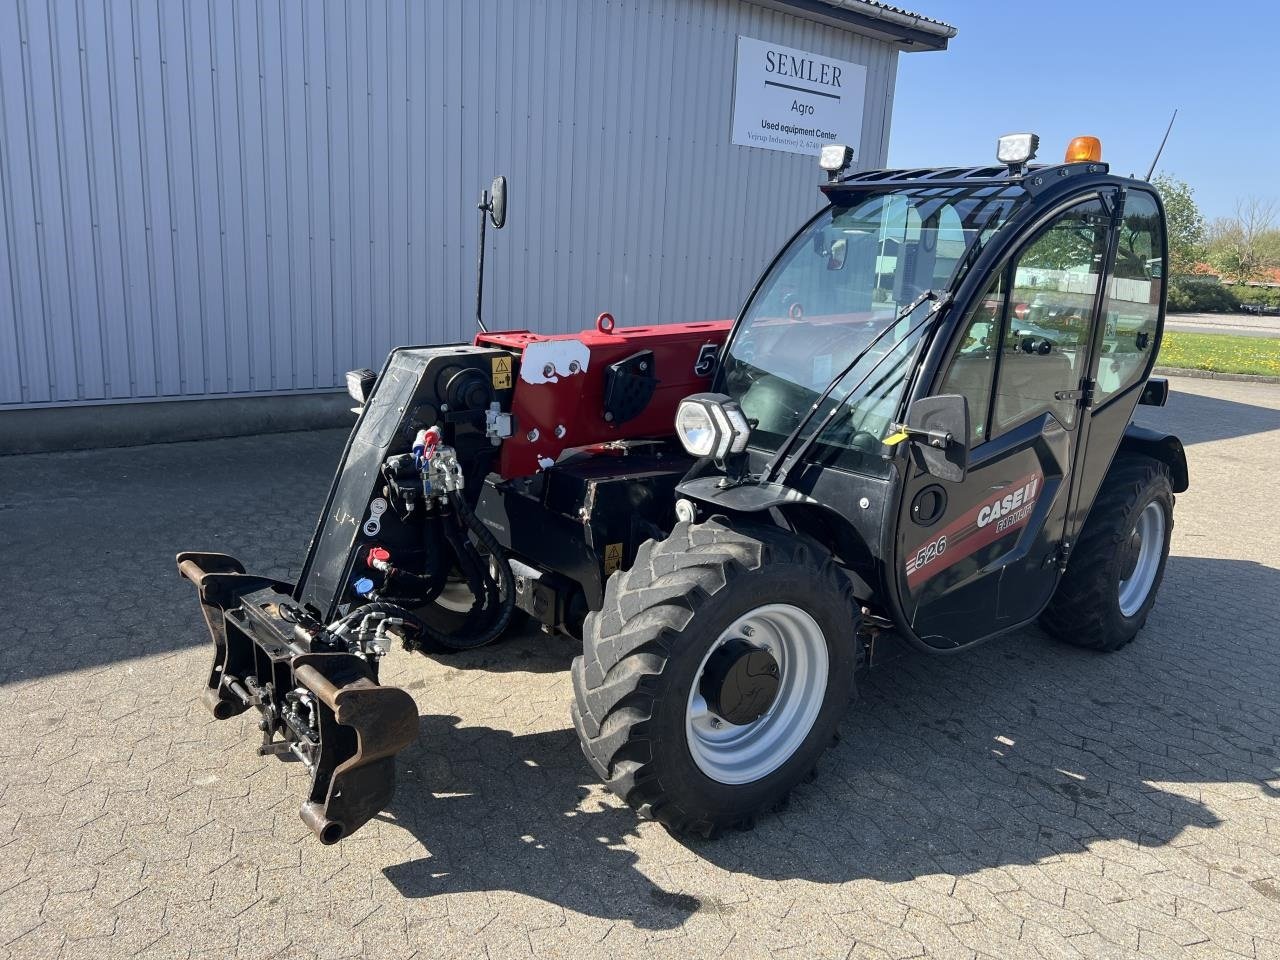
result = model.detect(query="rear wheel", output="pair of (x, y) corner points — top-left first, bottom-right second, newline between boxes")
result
(571, 518), (858, 837)
(1040, 455), (1173, 651)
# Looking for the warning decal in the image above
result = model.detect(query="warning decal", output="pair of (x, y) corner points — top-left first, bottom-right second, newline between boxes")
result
(491, 355), (512, 389)
(604, 543), (624, 575)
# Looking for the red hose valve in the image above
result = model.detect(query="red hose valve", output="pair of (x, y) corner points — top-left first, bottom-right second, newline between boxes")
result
(366, 546), (391, 570)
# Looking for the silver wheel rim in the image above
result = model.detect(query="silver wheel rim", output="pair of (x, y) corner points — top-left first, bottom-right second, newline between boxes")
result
(1118, 501), (1165, 618)
(685, 603), (829, 785)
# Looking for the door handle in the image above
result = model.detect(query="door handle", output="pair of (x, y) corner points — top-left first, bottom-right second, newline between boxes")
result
(1054, 378), (1095, 408)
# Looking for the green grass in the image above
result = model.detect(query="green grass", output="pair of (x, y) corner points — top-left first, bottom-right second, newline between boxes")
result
(1157, 331), (1280, 377)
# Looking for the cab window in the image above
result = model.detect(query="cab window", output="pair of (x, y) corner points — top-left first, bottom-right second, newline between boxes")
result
(993, 199), (1107, 434)
(939, 272), (1005, 445)
(1096, 191), (1163, 404)
(939, 198), (1108, 441)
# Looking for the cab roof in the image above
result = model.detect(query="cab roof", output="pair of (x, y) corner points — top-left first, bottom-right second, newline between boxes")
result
(821, 161), (1122, 200)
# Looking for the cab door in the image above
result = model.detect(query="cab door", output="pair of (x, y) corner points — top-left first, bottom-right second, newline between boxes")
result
(1063, 188), (1166, 538)
(894, 195), (1115, 648)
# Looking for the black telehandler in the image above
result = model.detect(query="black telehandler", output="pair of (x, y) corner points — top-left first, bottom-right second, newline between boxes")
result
(179, 132), (1188, 843)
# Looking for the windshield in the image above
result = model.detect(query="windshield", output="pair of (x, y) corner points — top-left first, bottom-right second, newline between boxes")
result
(720, 185), (1024, 476)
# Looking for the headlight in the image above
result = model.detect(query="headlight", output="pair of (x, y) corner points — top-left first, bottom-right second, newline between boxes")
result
(675, 394), (750, 460)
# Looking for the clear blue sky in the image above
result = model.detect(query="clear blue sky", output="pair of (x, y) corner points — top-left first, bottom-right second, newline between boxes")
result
(888, 1), (1279, 221)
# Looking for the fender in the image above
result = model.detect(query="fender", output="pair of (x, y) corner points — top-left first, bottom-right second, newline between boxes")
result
(675, 475), (881, 601)
(1118, 423), (1189, 493)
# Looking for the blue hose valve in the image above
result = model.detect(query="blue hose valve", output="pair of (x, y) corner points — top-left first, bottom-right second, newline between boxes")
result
(353, 577), (376, 597)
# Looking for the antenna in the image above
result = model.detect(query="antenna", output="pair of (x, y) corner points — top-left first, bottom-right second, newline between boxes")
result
(1144, 109), (1178, 181)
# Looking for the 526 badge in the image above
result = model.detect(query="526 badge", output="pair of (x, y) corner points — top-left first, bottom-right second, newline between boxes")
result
(905, 534), (947, 582)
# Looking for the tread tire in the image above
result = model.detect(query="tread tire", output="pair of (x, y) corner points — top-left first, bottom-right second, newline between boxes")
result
(1039, 455), (1173, 652)
(571, 517), (858, 838)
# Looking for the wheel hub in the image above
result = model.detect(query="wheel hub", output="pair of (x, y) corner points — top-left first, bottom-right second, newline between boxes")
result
(1118, 529), (1143, 580)
(1117, 501), (1166, 618)
(685, 603), (829, 785)
(700, 638), (780, 726)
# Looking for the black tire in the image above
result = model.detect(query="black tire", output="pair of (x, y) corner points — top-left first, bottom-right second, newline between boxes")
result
(1040, 455), (1173, 651)
(570, 517), (858, 838)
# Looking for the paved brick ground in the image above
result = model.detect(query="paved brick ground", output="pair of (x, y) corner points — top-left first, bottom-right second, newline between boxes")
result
(2, 375), (1279, 960)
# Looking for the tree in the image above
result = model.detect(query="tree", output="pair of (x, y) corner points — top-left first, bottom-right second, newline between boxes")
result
(1206, 197), (1279, 284)
(1150, 175), (1204, 275)
(1257, 229), (1280, 272)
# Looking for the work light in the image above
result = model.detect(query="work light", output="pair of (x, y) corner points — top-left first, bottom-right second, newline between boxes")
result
(675, 394), (751, 460)
(819, 143), (854, 182)
(345, 367), (377, 406)
(996, 132), (1039, 171)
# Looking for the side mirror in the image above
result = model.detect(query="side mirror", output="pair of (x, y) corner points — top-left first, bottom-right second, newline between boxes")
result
(903, 394), (969, 483)
(489, 175), (507, 229)
(1138, 376), (1168, 407)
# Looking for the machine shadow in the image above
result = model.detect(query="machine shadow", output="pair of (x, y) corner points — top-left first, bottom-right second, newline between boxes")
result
(1136, 385), (1280, 446)
(382, 716), (701, 930)
(429, 619), (582, 674)
(382, 554), (1279, 925)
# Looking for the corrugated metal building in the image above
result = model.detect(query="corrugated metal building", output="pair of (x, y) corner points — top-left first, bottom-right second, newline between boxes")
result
(0, 0), (951, 424)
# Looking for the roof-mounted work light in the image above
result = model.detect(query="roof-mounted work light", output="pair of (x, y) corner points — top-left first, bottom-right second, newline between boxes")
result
(819, 143), (854, 182)
(997, 133), (1039, 175)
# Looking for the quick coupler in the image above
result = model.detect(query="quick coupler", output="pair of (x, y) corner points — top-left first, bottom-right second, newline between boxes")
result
(176, 552), (418, 843)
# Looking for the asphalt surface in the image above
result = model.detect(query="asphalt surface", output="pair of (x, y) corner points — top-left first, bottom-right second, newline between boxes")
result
(2, 375), (1279, 960)
(1165, 312), (1280, 338)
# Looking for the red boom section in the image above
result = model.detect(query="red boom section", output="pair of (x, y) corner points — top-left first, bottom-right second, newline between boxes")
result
(477, 316), (731, 478)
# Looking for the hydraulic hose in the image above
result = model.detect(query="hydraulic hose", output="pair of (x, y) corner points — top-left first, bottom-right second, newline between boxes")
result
(368, 515), (454, 608)
(328, 600), (429, 642)
(345, 492), (515, 653)
(441, 506), (497, 618)
(433, 490), (516, 650)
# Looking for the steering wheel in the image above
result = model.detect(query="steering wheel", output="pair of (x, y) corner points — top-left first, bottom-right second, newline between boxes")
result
(849, 430), (882, 453)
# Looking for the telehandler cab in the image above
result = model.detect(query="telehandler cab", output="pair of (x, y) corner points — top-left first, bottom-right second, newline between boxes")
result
(179, 133), (1187, 843)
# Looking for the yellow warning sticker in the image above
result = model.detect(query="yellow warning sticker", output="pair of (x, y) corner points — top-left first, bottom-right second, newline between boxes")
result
(882, 430), (910, 447)
(491, 355), (512, 389)
(604, 542), (624, 575)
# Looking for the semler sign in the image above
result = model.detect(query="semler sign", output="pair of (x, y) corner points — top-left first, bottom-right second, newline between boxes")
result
(730, 36), (867, 158)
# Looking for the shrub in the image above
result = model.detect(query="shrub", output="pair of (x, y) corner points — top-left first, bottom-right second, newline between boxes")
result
(1167, 278), (1239, 313)
(1226, 284), (1280, 309)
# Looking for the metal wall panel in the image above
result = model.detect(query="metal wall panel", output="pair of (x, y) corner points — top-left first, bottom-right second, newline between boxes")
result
(0, 0), (899, 408)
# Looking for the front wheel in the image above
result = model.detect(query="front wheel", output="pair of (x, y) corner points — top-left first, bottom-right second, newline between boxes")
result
(1040, 455), (1174, 651)
(570, 518), (858, 838)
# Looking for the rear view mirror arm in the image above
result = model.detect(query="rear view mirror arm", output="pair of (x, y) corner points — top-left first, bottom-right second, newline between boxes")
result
(887, 423), (954, 449)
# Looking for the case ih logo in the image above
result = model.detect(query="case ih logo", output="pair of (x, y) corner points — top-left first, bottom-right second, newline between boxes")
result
(906, 472), (1043, 590)
(978, 475), (1040, 531)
